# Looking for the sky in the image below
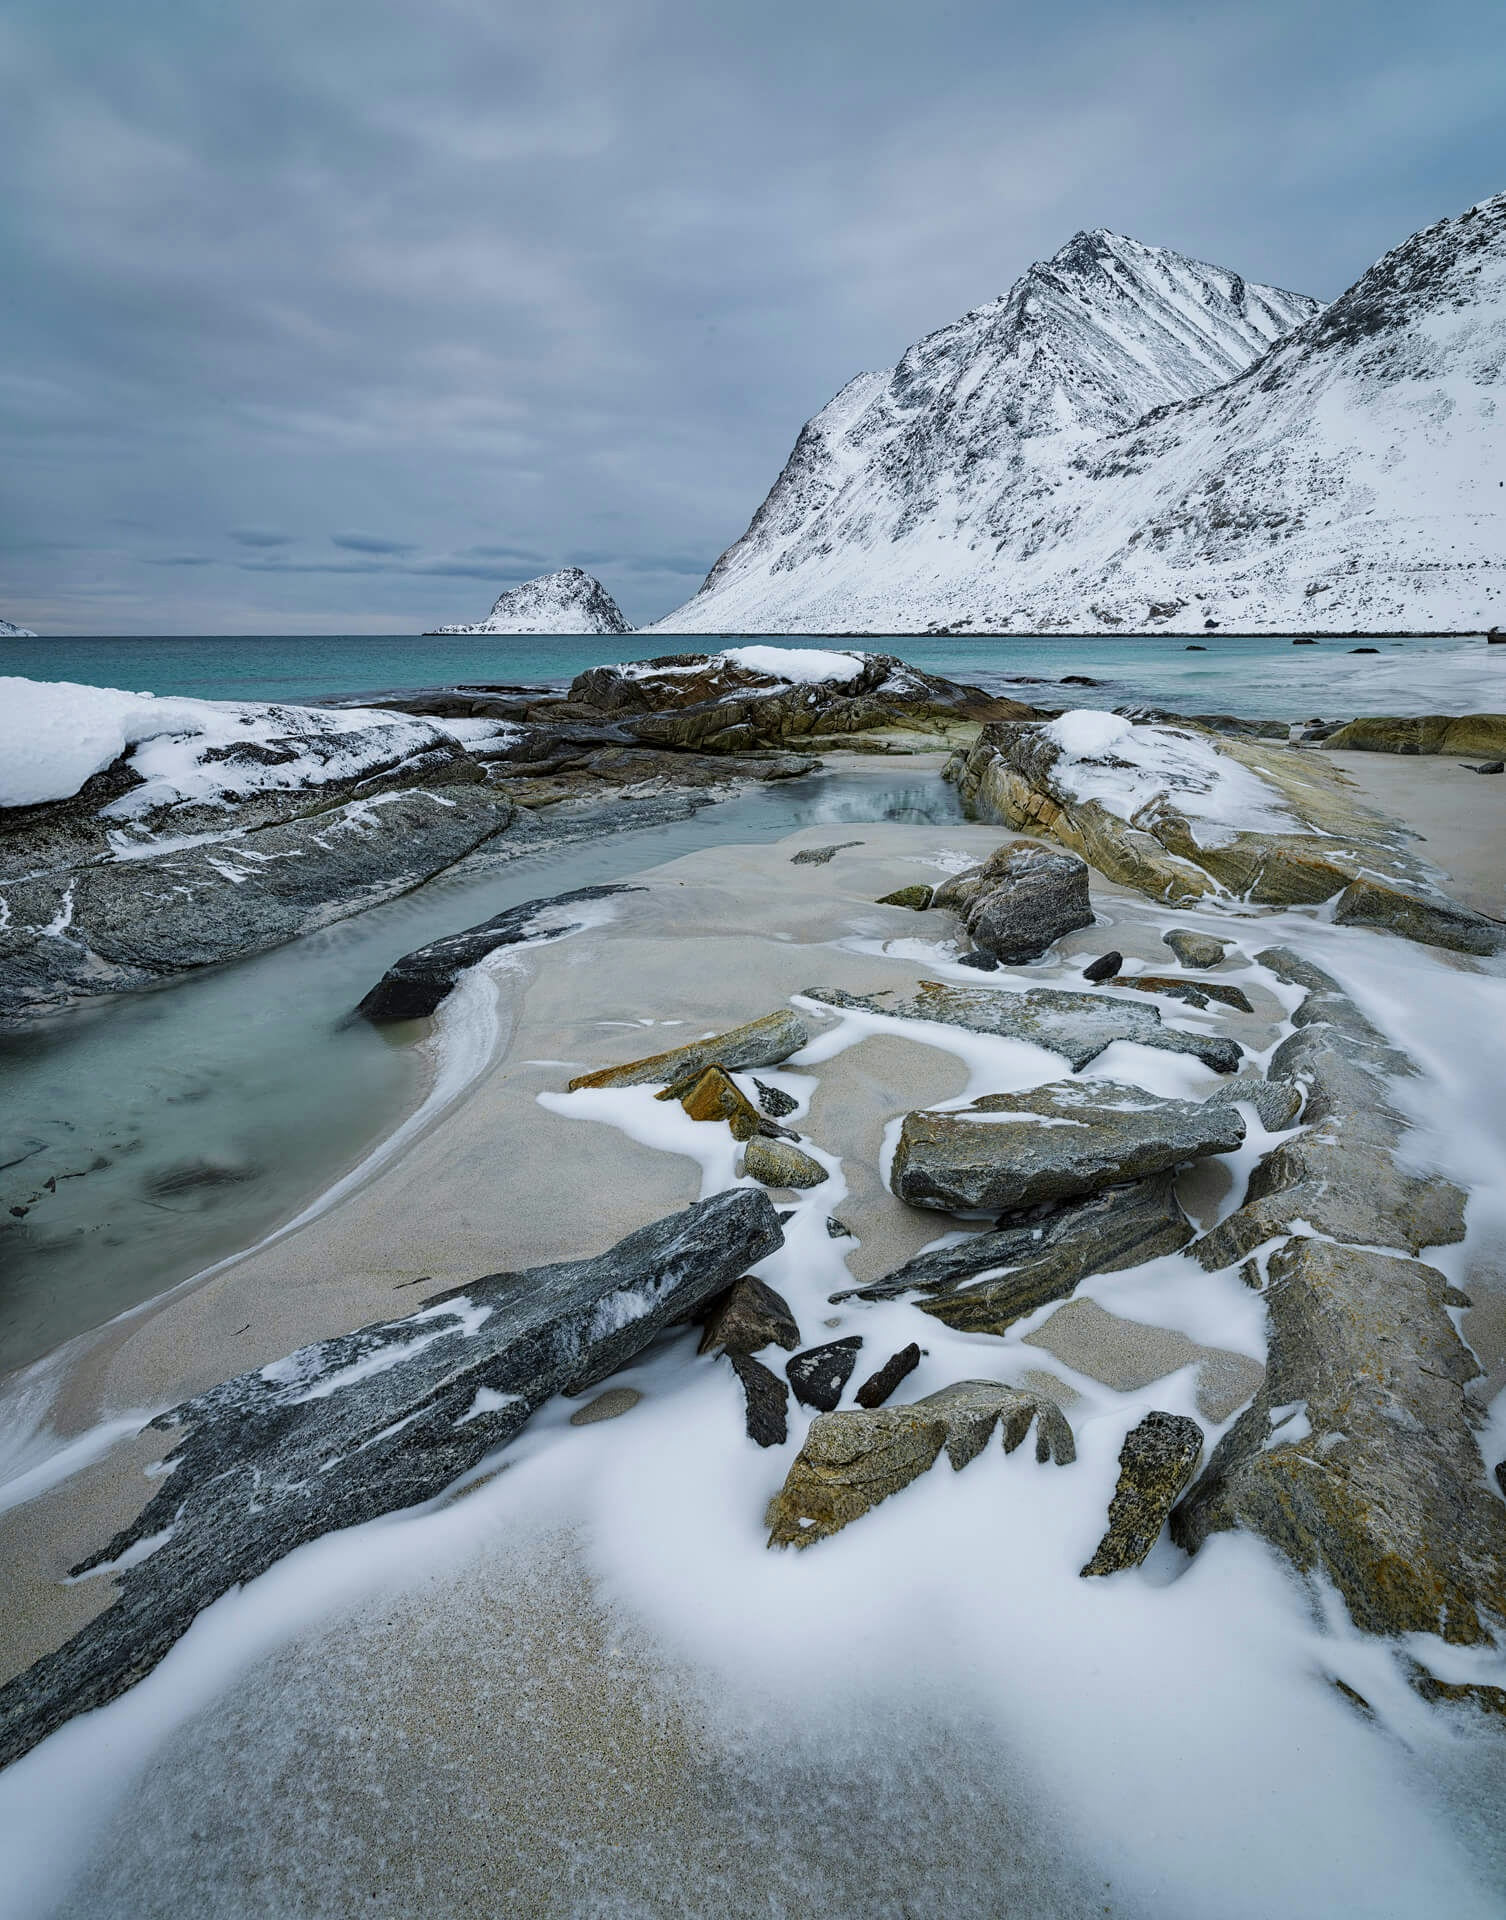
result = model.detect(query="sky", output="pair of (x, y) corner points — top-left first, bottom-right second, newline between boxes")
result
(1, 0), (1503, 636)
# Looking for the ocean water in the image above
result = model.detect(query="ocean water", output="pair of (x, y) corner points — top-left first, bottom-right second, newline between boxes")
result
(6, 629), (1506, 717)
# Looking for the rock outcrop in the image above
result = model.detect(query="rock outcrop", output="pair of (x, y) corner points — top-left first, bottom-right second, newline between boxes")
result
(0, 1188), (784, 1771)
(429, 567), (631, 636)
(1322, 714), (1506, 757)
(890, 1081), (1245, 1215)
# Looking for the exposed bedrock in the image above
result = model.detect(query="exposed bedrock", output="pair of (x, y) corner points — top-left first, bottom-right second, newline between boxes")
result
(0, 1189), (785, 1773)
(836, 1173), (1193, 1334)
(931, 839), (1093, 962)
(1321, 713), (1506, 757)
(356, 884), (644, 1021)
(890, 1081), (1245, 1215)
(802, 981), (1242, 1075)
(946, 717), (1505, 954)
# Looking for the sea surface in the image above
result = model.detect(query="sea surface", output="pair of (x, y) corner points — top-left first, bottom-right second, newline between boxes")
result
(6, 629), (1506, 717)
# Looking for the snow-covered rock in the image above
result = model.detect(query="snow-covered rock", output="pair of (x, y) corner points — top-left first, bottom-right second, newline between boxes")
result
(654, 196), (1506, 635)
(652, 229), (1319, 635)
(0, 616), (37, 638)
(430, 567), (631, 636)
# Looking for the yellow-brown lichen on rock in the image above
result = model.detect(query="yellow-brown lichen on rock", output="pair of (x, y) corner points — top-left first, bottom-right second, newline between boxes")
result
(659, 1064), (764, 1139)
(765, 1408), (949, 1547)
(567, 1008), (809, 1091)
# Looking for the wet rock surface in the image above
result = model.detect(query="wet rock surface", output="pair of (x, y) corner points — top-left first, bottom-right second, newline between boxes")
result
(0, 1188), (785, 1772)
(698, 1276), (800, 1356)
(1082, 1411), (1204, 1575)
(727, 1352), (790, 1448)
(786, 1337), (864, 1411)
(568, 1009), (809, 1091)
(1125, 973), (1254, 1013)
(356, 885), (643, 1021)
(803, 981), (1241, 1075)
(891, 1081), (1245, 1215)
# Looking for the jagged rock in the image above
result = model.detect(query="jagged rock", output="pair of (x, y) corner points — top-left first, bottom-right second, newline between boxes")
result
(957, 841), (1094, 963)
(891, 1081), (1244, 1215)
(914, 1379), (1076, 1468)
(765, 1408), (949, 1548)
(569, 1387), (642, 1425)
(825, 1215), (853, 1239)
(357, 885), (642, 1021)
(1082, 950), (1122, 982)
(802, 982), (1241, 1075)
(698, 1276), (800, 1355)
(792, 841), (864, 866)
(1172, 1238), (1506, 1643)
(1206, 1074), (1303, 1132)
(753, 1077), (799, 1117)
(1082, 1412), (1203, 1575)
(855, 1344), (922, 1408)
(659, 1065), (765, 1140)
(0, 1188), (784, 1771)
(1163, 928), (1229, 968)
(839, 1174), (1192, 1335)
(568, 1008), (809, 1091)
(743, 1135), (828, 1189)
(727, 1352), (789, 1447)
(876, 885), (934, 909)
(786, 1336), (863, 1410)
(1406, 1664), (1506, 1718)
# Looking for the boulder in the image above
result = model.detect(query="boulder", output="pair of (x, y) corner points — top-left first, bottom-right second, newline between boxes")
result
(855, 1344), (922, 1408)
(698, 1276), (800, 1355)
(660, 1065), (766, 1140)
(1163, 928), (1229, 969)
(1081, 1412), (1204, 1576)
(567, 1008), (809, 1091)
(891, 1081), (1245, 1215)
(1172, 1238), (1506, 1643)
(357, 885), (644, 1022)
(1321, 713), (1506, 758)
(802, 982), (1241, 1075)
(1332, 874), (1504, 956)
(786, 1336), (864, 1411)
(958, 841), (1094, 963)
(1205, 1074), (1303, 1133)
(914, 1379), (1076, 1468)
(743, 1136), (828, 1189)
(0, 1187), (785, 1771)
(876, 885), (934, 909)
(727, 1352), (789, 1448)
(765, 1408), (949, 1548)
(840, 1174), (1193, 1335)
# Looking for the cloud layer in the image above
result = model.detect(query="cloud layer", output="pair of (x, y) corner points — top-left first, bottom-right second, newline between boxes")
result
(1, 0), (1502, 632)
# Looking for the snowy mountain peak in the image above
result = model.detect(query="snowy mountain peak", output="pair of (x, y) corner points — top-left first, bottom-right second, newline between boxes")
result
(430, 567), (631, 636)
(658, 228), (1319, 633)
(0, 616), (38, 638)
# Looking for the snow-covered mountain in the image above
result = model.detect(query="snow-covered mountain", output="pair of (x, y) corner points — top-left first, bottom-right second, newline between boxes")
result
(0, 616), (37, 638)
(430, 567), (630, 636)
(652, 229), (1319, 635)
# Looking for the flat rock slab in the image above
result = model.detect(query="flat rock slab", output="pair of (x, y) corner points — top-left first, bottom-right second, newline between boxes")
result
(568, 1008), (810, 1091)
(1023, 1299), (1264, 1422)
(0, 1187), (784, 1772)
(840, 1173), (1193, 1337)
(891, 1080), (1245, 1215)
(569, 1387), (642, 1425)
(786, 1336), (864, 1411)
(1081, 1411), (1204, 1575)
(356, 884), (643, 1021)
(803, 982), (1241, 1076)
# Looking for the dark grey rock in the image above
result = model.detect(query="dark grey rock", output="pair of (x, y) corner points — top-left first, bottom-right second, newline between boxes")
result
(825, 1216), (854, 1239)
(727, 1352), (789, 1448)
(753, 1078), (799, 1118)
(1082, 950), (1122, 982)
(1465, 761), (1505, 775)
(802, 982), (1241, 1075)
(1081, 1411), (1203, 1575)
(855, 1343), (922, 1408)
(356, 886), (643, 1022)
(0, 1187), (784, 1772)
(1172, 1238), (1506, 1642)
(838, 1174), (1192, 1336)
(791, 841), (863, 866)
(961, 842), (1094, 963)
(1163, 928), (1229, 969)
(955, 949), (1000, 971)
(891, 1080), (1244, 1215)
(697, 1275), (800, 1356)
(786, 1336), (864, 1411)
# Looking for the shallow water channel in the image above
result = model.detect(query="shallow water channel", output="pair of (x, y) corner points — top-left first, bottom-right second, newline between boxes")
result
(0, 766), (963, 1377)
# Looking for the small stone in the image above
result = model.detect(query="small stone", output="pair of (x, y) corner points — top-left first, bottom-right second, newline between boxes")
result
(1082, 951), (1122, 982)
(1163, 929), (1230, 969)
(825, 1216), (853, 1239)
(876, 885), (934, 909)
(1081, 1411), (1204, 1576)
(743, 1135), (828, 1189)
(956, 949), (1000, 972)
(727, 1352), (788, 1447)
(855, 1344), (922, 1408)
(698, 1276), (800, 1356)
(568, 1387), (643, 1425)
(786, 1336), (863, 1411)
(791, 841), (863, 866)
(661, 1064), (764, 1139)
(753, 1077), (799, 1118)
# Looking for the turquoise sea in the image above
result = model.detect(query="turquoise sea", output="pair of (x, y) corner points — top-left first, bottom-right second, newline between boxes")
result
(5, 630), (1505, 718)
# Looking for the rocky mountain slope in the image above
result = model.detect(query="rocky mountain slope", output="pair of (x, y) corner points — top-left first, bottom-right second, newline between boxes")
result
(431, 566), (630, 636)
(654, 198), (1506, 635)
(0, 616), (38, 637)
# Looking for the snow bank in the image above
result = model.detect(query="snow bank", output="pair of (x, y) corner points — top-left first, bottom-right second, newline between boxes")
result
(1043, 709), (1302, 846)
(720, 646), (865, 684)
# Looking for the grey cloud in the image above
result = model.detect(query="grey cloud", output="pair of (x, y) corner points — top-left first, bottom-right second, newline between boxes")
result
(230, 530), (293, 548)
(331, 534), (417, 554)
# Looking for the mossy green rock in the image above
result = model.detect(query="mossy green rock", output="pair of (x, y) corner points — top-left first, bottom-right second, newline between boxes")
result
(1082, 1411), (1203, 1576)
(743, 1134), (828, 1189)
(875, 885), (934, 909)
